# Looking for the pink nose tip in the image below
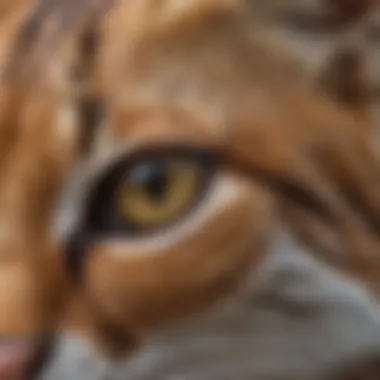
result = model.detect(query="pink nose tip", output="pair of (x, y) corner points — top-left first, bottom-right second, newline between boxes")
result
(0, 342), (36, 380)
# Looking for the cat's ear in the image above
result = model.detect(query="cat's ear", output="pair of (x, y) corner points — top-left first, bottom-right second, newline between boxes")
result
(317, 0), (377, 138)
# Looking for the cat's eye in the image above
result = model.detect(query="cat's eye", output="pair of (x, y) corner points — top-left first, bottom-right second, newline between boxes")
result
(83, 145), (215, 235)
(117, 159), (200, 227)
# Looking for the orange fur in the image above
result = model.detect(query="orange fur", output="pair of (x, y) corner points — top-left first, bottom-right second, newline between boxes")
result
(0, 0), (379, 378)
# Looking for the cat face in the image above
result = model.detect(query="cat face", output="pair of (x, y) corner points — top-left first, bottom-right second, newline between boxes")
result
(1, 1), (380, 379)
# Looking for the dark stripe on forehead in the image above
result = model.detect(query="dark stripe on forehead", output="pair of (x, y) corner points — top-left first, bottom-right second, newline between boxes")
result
(9, 0), (107, 156)
(18, 0), (113, 47)
(5, 0), (113, 82)
(73, 23), (104, 157)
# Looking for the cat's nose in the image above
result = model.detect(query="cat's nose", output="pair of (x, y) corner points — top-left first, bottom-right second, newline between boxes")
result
(0, 341), (37, 380)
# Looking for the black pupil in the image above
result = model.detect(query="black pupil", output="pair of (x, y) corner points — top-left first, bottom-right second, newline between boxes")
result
(130, 161), (169, 202)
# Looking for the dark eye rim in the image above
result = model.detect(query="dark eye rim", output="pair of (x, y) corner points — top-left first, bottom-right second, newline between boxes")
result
(65, 143), (217, 281)
(80, 143), (217, 238)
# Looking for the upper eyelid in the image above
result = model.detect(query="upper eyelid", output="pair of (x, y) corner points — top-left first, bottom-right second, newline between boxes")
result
(83, 139), (219, 186)
(85, 143), (218, 199)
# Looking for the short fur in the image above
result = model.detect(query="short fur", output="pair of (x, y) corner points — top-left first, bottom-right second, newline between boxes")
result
(1, 0), (380, 379)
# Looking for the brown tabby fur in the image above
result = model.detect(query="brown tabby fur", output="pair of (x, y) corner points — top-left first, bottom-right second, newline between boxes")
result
(0, 0), (380, 378)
